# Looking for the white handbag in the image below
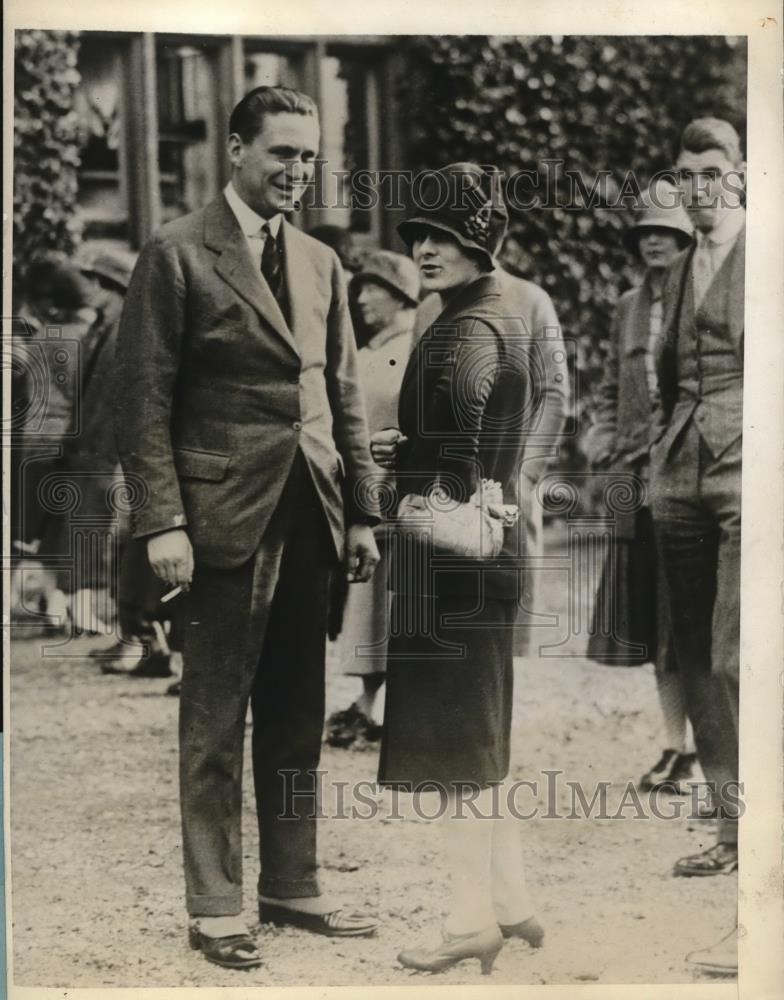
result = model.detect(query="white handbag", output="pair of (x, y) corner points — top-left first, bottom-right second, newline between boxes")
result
(395, 479), (519, 559)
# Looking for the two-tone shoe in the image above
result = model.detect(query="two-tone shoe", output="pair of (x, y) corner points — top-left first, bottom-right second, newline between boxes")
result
(259, 900), (377, 937)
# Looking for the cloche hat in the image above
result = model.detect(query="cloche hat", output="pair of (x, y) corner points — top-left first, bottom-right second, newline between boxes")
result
(397, 163), (508, 271)
(623, 178), (694, 255)
(351, 250), (420, 307)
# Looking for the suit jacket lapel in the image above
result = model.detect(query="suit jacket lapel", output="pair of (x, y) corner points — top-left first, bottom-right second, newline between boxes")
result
(204, 196), (300, 359)
(726, 229), (745, 349)
(281, 220), (312, 340)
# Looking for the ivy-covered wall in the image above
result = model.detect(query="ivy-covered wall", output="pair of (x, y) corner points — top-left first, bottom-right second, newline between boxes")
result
(13, 30), (83, 287)
(398, 35), (747, 439)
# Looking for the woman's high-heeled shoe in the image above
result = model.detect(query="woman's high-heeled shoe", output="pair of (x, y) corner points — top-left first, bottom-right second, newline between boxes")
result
(498, 915), (544, 947)
(398, 924), (503, 975)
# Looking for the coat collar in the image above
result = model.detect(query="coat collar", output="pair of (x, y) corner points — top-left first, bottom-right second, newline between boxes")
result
(400, 272), (503, 403)
(203, 195), (300, 358)
(223, 182), (283, 239)
(428, 273), (503, 329)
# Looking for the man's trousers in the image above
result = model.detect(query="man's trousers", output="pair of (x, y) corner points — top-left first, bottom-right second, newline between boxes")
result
(180, 450), (337, 916)
(650, 422), (741, 844)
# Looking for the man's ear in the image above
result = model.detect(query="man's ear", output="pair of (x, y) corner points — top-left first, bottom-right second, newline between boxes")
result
(227, 133), (244, 168)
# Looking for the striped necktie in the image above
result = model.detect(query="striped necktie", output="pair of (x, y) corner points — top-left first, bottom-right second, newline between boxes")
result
(261, 223), (284, 305)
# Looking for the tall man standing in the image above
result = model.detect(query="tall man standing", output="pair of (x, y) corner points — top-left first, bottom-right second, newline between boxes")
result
(114, 86), (380, 970)
(651, 118), (745, 883)
(649, 116), (744, 976)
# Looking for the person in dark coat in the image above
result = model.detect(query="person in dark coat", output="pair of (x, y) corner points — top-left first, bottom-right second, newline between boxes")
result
(586, 180), (697, 791)
(114, 86), (380, 968)
(371, 164), (550, 975)
(413, 235), (570, 659)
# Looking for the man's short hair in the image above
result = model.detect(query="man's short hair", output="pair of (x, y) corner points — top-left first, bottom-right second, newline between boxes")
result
(229, 86), (318, 142)
(680, 117), (744, 166)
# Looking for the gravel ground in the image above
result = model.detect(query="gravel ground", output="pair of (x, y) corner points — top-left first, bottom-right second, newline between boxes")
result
(8, 526), (737, 988)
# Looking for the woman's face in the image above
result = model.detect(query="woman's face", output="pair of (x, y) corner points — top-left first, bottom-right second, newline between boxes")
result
(412, 230), (483, 293)
(355, 279), (403, 334)
(637, 228), (681, 271)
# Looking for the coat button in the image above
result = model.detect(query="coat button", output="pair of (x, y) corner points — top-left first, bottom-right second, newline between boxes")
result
(293, 421), (302, 431)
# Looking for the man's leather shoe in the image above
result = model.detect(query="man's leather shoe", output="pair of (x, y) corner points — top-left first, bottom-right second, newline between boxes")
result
(640, 749), (695, 790)
(674, 841), (738, 877)
(686, 927), (738, 975)
(259, 900), (377, 937)
(188, 922), (262, 969)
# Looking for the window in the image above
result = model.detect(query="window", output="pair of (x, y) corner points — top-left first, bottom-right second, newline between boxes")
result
(74, 35), (128, 240)
(244, 50), (299, 89)
(156, 41), (220, 221)
(318, 52), (381, 245)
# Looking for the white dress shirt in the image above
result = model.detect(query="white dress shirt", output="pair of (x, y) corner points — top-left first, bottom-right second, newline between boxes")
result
(224, 182), (282, 270)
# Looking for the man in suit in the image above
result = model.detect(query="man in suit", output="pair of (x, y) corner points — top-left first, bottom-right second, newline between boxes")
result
(650, 118), (744, 912)
(114, 85), (380, 969)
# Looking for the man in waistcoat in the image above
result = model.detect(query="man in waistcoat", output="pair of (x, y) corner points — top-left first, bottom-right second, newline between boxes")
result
(114, 85), (380, 969)
(649, 116), (744, 974)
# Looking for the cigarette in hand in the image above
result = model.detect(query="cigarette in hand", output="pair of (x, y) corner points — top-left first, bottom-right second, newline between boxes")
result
(161, 585), (183, 604)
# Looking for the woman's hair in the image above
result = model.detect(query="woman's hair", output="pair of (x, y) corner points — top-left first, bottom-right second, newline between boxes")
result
(229, 86), (318, 143)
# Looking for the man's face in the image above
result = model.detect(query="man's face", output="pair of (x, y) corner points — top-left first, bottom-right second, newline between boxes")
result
(675, 147), (744, 234)
(229, 112), (320, 218)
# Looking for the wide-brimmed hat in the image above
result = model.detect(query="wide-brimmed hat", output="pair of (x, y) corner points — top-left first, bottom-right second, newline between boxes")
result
(397, 163), (508, 270)
(622, 179), (694, 254)
(78, 249), (136, 292)
(350, 250), (420, 307)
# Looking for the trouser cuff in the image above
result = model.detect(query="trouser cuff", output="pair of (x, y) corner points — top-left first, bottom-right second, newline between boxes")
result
(259, 875), (321, 899)
(187, 891), (243, 917)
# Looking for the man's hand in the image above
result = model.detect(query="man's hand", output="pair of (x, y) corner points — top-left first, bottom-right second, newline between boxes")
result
(345, 525), (380, 583)
(370, 428), (407, 470)
(147, 528), (194, 589)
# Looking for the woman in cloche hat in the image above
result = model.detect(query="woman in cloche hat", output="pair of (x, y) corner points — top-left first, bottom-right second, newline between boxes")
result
(371, 163), (544, 974)
(587, 179), (698, 791)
